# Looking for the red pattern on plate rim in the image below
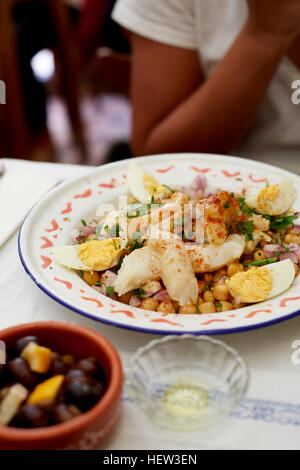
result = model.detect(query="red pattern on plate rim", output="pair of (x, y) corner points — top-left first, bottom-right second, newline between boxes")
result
(280, 297), (300, 308)
(53, 277), (72, 290)
(99, 178), (117, 189)
(110, 309), (135, 319)
(81, 296), (103, 308)
(150, 318), (182, 326)
(155, 166), (175, 174)
(222, 170), (241, 178)
(200, 319), (227, 326)
(248, 174), (268, 183)
(245, 309), (272, 319)
(61, 202), (72, 214)
(45, 220), (59, 233)
(190, 166), (210, 174)
(74, 189), (92, 199)
(40, 237), (53, 249)
(41, 256), (52, 269)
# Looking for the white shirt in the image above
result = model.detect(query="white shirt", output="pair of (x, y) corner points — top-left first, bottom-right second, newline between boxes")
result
(112, 0), (300, 173)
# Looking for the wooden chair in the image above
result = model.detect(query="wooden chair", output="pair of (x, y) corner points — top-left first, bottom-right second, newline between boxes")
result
(0, 0), (87, 162)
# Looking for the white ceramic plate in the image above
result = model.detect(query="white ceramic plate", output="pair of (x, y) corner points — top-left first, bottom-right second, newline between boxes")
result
(18, 154), (300, 335)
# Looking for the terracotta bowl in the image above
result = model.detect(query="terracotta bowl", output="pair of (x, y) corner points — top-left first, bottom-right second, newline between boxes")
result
(0, 321), (123, 450)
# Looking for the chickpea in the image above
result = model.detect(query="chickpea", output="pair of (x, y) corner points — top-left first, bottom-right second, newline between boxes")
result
(294, 264), (299, 277)
(197, 296), (203, 305)
(254, 250), (265, 261)
(199, 302), (216, 314)
(203, 290), (215, 303)
(197, 280), (206, 296)
(118, 292), (132, 304)
(157, 301), (176, 314)
(212, 269), (227, 282)
(216, 301), (233, 312)
(140, 298), (159, 311)
(179, 303), (198, 314)
(227, 263), (244, 277)
(82, 271), (100, 286)
(285, 234), (300, 245)
(203, 273), (213, 283)
(212, 284), (229, 301)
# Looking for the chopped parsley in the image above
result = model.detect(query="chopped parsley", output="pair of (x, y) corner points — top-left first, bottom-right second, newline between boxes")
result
(126, 199), (163, 219)
(269, 215), (298, 231)
(81, 219), (87, 226)
(95, 282), (104, 286)
(96, 224), (103, 238)
(234, 220), (254, 241)
(106, 286), (115, 299)
(126, 239), (144, 251)
(204, 282), (212, 291)
(215, 301), (222, 309)
(133, 288), (146, 298)
(196, 297), (200, 313)
(244, 257), (277, 267)
(79, 271), (84, 279)
(238, 197), (254, 216)
(223, 202), (230, 209)
(104, 224), (122, 238)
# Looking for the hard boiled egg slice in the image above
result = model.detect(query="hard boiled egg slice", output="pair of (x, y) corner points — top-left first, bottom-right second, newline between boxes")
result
(226, 259), (295, 303)
(245, 179), (296, 216)
(54, 238), (123, 271)
(127, 161), (170, 203)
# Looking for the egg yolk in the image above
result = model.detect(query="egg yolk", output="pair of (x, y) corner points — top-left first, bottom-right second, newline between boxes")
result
(77, 239), (122, 271)
(258, 185), (279, 203)
(143, 174), (166, 196)
(226, 267), (273, 303)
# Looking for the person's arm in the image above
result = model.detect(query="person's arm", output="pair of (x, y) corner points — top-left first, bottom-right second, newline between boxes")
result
(130, 1), (300, 156)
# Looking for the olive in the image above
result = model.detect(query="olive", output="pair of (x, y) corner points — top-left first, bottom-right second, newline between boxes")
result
(52, 403), (81, 424)
(50, 358), (70, 376)
(65, 378), (105, 411)
(14, 336), (39, 356)
(64, 369), (86, 385)
(75, 358), (101, 377)
(16, 405), (49, 428)
(7, 358), (38, 388)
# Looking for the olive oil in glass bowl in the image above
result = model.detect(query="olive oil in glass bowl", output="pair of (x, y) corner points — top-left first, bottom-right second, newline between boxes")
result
(125, 335), (249, 431)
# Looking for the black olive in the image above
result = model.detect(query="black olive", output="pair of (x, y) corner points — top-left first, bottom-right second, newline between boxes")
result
(75, 358), (101, 377)
(50, 358), (70, 376)
(52, 403), (81, 424)
(65, 378), (105, 411)
(64, 369), (86, 385)
(14, 336), (39, 356)
(7, 358), (38, 388)
(16, 405), (50, 428)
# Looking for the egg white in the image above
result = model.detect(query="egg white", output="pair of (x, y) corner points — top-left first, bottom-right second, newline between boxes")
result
(127, 161), (169, 203)
(245, 179), (296, 216)
(264, 259), (296, 299)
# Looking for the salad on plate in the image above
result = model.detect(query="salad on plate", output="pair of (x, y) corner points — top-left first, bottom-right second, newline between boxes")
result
(54, 162), (300, 315)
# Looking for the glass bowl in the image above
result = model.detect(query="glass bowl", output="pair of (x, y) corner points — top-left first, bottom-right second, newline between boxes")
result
(125, 335), (249, 431)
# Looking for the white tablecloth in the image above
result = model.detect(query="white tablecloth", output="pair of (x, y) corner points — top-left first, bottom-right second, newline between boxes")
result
(1, 158), (300, 450)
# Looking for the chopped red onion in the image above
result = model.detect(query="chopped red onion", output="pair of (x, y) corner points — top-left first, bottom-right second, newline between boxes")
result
(102, 270), (118, 286)
(129, 295), (142, 307)
(179, 175), (207, 199)
(292, 225), (300, 234)
(280, 252), (298, 264)
(153, 289), (172, 302)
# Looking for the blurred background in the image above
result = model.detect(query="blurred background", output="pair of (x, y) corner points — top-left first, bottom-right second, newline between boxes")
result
(0, 0), (132, 165)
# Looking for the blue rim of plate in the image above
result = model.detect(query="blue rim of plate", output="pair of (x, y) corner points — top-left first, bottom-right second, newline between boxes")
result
(17, 158), (300, 336)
